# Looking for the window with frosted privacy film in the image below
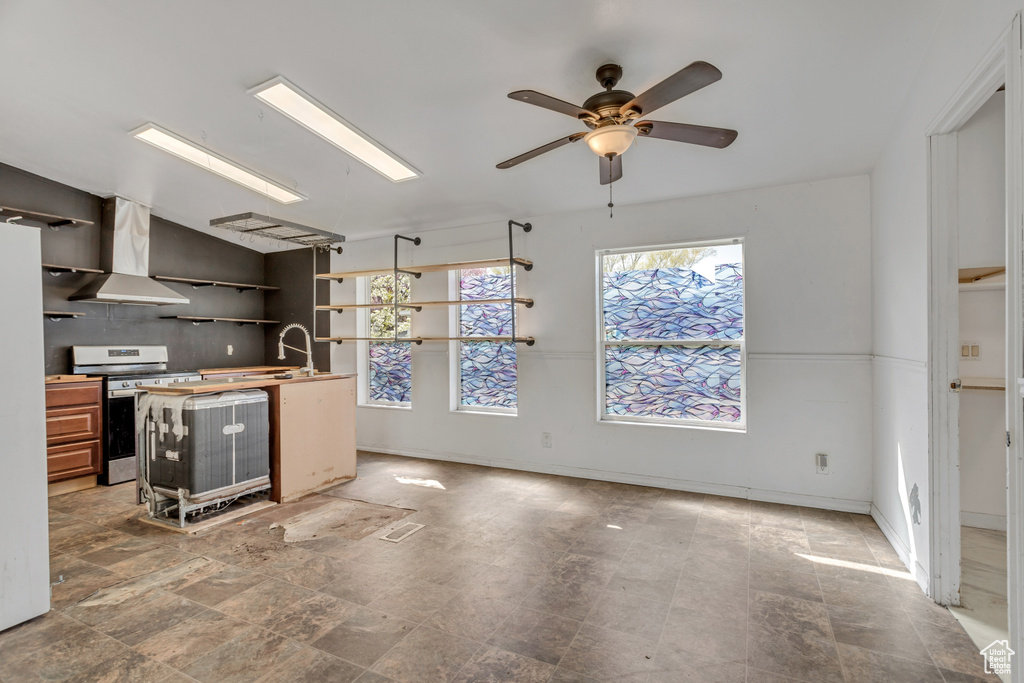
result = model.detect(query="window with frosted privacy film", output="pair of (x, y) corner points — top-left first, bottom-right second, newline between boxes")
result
(599, 240), (744, 427)
(457, 267), (517, 411)
(367, 273), (412, 404)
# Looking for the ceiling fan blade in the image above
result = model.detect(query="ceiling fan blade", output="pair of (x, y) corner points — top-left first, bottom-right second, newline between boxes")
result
(619, 61), (723, 118)
(599, 154), (622, 185)
(635, 120), (737, 148)
(508, 90), (599, 120)
(496, 133), (586, 169)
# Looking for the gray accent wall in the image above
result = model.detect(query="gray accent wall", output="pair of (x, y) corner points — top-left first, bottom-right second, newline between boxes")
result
(0, 162), (313, 374)
(264, 248), (331, 371)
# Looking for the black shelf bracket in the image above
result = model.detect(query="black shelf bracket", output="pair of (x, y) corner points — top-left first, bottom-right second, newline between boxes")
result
(394, 235), (421, 343)
(508, 219), (533, 345)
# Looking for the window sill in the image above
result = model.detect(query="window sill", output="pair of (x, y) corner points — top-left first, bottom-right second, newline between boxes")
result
(451, 408), (518, 418)
(599, 416), (746, 433)
(359, 403), (412, 412)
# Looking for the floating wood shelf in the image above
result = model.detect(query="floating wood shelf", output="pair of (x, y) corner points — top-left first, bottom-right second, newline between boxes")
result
(316, 336), (535, 346)
(316, 297), (534, 312)
(44, 311), (86, 321)
(958, 266), (1005, 284)
(42, 263), (105, 276)
(153, 276), (280, 292)
(161, 316), (280, 326)
(3, 206), (93, 229)
(317, 258), (533, 282)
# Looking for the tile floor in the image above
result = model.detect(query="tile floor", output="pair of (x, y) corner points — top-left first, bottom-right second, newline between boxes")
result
(951, 526), (1010, 683)
(0, 452), (1003, 682)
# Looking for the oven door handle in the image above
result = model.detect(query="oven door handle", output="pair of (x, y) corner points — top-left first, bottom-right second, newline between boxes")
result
(109, 389), (143, 398)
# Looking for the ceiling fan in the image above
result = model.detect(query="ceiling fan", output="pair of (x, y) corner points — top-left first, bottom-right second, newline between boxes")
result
(496, 62), (738, 185)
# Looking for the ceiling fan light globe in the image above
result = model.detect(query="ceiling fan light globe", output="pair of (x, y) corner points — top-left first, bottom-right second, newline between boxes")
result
(584, 125), (638, 157)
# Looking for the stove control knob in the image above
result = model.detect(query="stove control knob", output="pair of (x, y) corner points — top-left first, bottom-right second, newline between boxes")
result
(135, 380), (143, 387)
(121, 381), (130, 388)
(153, 379), (161, 384)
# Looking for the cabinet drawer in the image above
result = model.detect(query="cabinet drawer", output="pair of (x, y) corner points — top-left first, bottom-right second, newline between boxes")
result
(46, 382), (102, 409)
(46, 405), (101, 445)
(47, 440), (101, 482)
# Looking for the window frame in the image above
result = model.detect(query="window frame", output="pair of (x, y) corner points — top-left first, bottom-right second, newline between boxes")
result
(595, 237), (747, 432)
(358, 273), (413, 410)
(448, 269), (518, 416)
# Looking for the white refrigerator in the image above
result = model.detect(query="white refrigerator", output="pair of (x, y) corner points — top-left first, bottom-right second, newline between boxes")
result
(0, 222), (50, 630)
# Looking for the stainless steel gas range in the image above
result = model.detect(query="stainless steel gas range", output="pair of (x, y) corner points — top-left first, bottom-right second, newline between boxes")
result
(71, 346), (203, 485)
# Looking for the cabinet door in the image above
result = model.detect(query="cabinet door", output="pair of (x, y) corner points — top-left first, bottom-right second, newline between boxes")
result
(46, 405), (101, 446)
(47, 440), (101, 482)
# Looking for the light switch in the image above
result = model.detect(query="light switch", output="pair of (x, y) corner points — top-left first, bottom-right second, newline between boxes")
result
(962, 345), (970, 357)
(971, 345), (980, 357)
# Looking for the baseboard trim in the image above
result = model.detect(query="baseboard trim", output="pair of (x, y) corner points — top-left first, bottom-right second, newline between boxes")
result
(961, 511), (1008, 531)
(871, 503), (930, 594)
(357, 444), (870, 514)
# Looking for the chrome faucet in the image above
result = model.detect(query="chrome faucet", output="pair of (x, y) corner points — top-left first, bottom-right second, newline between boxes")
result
(277, 323), (315, 376)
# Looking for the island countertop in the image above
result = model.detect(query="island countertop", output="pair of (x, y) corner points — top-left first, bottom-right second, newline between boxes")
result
(198, 366), (299, 376)
(143, 372), (356, 395)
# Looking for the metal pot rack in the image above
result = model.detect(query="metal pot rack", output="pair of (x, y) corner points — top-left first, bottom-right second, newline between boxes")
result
(314, 219), (535, 345)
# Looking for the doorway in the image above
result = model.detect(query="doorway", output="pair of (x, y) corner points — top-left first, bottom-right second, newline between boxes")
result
(952, 88), (1010, 679)
(927, 15), (1023, 683)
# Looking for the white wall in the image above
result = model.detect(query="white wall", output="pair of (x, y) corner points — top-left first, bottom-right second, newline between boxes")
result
(958, 90), (1007, 531)
(331, 175), (873, 511)
(0, 223), (50, 630)
(870, 1), (1019, 587)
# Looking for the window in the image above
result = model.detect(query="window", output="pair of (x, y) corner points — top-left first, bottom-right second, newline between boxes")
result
(365, 272), (412, 405)
(598, 239), (745, 428)
(453, 267), (517, 412)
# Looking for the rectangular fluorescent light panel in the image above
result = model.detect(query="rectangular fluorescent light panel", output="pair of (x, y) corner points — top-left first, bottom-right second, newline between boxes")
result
(131, 124), (304, 204)
(250, 77), (420, 182)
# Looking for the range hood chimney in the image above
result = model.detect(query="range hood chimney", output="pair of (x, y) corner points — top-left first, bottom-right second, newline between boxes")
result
(70, 197), (189, 306)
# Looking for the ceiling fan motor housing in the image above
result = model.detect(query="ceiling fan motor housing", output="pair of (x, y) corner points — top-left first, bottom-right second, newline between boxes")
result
(581, 90), (636, 128)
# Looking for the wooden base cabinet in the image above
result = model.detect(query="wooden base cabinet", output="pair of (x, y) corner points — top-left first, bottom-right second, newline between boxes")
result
(44, 380), (102, 483)
(268, 376), (356, 503)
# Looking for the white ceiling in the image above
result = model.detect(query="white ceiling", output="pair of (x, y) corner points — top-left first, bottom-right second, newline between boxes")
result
(0, 1), (939, 251)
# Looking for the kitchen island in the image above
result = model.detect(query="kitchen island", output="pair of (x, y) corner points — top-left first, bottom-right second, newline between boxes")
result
(144, 372), (356, 503)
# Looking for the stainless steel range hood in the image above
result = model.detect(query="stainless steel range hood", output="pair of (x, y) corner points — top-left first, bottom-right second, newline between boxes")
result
(70, 198), (189, 305)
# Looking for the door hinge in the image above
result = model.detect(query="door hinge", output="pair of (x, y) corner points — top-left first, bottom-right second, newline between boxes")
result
(1008, 431), (1012, 447)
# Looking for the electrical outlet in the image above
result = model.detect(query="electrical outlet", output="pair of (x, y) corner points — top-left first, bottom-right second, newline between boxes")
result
(227, 344), (234, 356)
(816, 453), (829, 475)
(542, 432), (552, 448)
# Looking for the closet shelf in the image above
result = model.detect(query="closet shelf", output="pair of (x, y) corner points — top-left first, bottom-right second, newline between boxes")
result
(316, 297), (534, 312)
(153, 275), (280, 292)
(317, 257), (533, 282)
(161, 316), (279, 326)
(42, 263), (104, 276)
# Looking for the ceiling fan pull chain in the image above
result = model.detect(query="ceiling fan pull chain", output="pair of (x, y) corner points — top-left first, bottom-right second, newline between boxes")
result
(608, 156), (614, 218)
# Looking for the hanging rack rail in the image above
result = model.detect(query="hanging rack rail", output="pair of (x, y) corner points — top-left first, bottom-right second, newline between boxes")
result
(316, 258), (532, 282)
